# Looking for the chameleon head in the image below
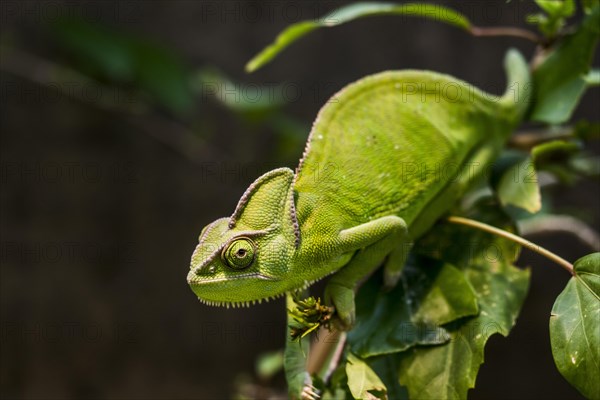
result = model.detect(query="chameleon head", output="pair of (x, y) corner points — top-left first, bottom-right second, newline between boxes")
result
(187, 168), (300, 307)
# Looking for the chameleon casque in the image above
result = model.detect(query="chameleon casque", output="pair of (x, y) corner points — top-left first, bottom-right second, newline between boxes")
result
(187, 50), (530, 328)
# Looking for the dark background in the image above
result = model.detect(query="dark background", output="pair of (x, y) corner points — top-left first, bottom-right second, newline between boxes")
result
(1, 1), (598, 399)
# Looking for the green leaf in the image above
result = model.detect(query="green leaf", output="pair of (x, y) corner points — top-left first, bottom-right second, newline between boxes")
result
(532, 140), (581, 164)
(401, 202), (531, 399)
(530, 0), (575, 37)
(417, 200), (522, 264)
(532, 140), (582, 182)
(367, 356), (409, 400)
(408, 260), (480, 326)
(53, 18), (193, 114)
(496, 156), (542, 213)
(256, 350), (284, 380)
(349, 269), (448, 358)
(536, 0), (576, 17)
(584, 68), (600, 86)
(319, 364), (352, 400)
(532, 140), (579, 181)
(348, 258), (480, 358)
(192, 68), (284, 113)
(246, 2), (472, 72)
(134, 43), (193, 114)
(530, 139), (600, 183)
(550, 253), (600, 399)
(530, 6), (600, 124)
(284, 294), (310, 399)
(581, 0), (600, 13)
(321, 386), (351, 400)
(346, 353), (387, 399)
(53, 19), (134, 81)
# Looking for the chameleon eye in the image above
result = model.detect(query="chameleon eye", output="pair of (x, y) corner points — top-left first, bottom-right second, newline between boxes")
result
(223, 237), (256, 269)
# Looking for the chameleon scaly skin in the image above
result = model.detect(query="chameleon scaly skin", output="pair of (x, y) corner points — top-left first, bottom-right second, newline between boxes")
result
(187, 50), (530, 328)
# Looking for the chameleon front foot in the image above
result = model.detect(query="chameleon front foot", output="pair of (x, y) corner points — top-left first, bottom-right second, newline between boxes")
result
(383, 241), (412, 290)
(324, 282), (356, 330)
(326, 216), (409, 330)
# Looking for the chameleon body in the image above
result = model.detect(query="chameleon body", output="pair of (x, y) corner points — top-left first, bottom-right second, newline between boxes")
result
(187, 50), (530, 327)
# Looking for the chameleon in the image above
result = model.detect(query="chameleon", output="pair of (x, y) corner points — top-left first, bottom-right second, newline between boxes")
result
(187, 49), (530, 328)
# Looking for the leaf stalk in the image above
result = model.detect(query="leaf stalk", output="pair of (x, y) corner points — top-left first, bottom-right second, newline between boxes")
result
(446, 216), (574, 275)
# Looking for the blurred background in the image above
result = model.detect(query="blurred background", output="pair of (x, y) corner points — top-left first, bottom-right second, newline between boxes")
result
(1, 1), (598, 399)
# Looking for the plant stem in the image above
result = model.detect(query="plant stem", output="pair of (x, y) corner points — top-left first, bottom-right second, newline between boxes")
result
(508, 126), (575, 150)
(446, 216), (574, 275)
(470, 26), (542, 43)
(307, 328), (345, 380)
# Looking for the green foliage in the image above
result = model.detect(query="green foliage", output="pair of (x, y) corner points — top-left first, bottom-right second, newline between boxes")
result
(284, 294), (311, 399)
(585, 68), (600, 85)
(581, 0), (600, 13)
(528, 0), (575, 37)
(240, 1), (598, 398)
(346, 353), (387, 399)
(550, 253), (600, 399)
(348, 260), (478, 357)
(398, 202), (530, 399)
(296, 200), (531, 399)
(192, 68), (285, 117)
(530, 6), (600, 124)
(256, 350), (284, 381)
(32, 5), (599, 397)
(495, 155), (542, 213)
(532, 140), (581, 166)
(532, 140), (589, 183)
(53, 18), (193, 115)
(246, 2), (472, 72)
(288, 295), (334, 341)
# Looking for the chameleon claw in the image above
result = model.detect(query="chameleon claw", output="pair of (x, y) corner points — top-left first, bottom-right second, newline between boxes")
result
(301, 382), (320, 400)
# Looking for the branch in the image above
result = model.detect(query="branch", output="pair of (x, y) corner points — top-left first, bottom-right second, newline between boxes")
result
(508, 126), (575, 150)
(307, 328), (345, 378)
(470, 26), (542, 43)
(447, 216), (574, 275)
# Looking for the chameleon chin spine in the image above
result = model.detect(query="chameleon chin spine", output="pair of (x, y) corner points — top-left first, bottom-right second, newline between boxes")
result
(197, 291), (286, 308)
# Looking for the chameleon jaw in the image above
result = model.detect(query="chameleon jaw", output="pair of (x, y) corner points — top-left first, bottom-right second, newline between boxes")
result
(187, 270), (286, 308)
(196, 291), (287, 308)
(190, 276), (324, 309)
(195, 277), (319, 308)
(187, 272), (279, 284)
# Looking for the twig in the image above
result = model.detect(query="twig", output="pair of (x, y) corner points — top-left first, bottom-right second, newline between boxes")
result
(470, 26), (542, 43)
(447, 216), (574, 275)
(307, 328), (345, 379)
(508, 126), (575, 150)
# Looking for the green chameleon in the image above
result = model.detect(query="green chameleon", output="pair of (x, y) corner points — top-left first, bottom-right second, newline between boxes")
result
(187, 50), (530, 329)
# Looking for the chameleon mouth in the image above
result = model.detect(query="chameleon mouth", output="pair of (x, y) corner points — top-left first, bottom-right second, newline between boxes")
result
(195, 291), (286, 308)
(186, 271), (284, 307)
(187, 274), (328, 308)
(187, 272), (279, 284)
